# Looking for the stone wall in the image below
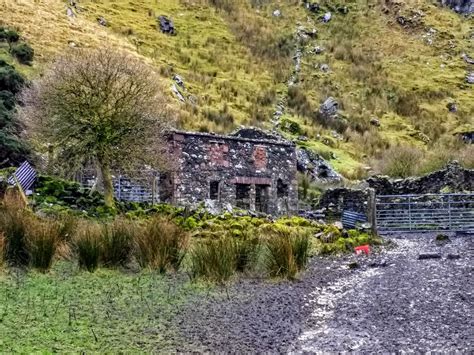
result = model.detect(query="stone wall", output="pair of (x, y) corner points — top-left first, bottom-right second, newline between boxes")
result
(317, 188), (370, 218)
(317, 162), (473, 219)
(367, 161), (474, 195)
(163, 129), (298, 216)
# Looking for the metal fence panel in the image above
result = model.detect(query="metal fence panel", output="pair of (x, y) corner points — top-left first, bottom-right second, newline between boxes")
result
(376, 193), (474, 233)
(77, 169), (159, 204)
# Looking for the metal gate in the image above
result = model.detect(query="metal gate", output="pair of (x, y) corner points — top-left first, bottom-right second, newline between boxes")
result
(376, 193), (474, 233)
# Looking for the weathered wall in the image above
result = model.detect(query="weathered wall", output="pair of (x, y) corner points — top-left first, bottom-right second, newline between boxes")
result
(317, 162), (473, 219)
(317, 188), (370, 218)
(367, 161), (474, 195)
(164, 130), (298, 215)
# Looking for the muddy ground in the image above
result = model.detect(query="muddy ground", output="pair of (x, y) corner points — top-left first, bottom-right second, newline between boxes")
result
(175, 234), (473, 353)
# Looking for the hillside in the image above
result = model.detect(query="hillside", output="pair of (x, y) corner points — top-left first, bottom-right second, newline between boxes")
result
(1, 0), (473, 177)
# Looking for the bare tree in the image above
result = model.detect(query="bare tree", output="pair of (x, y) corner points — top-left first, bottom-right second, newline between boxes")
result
(20, 47), (172, 208)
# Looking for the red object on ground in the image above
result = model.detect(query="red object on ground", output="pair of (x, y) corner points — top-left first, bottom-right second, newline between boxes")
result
(354, 244), (370, 255)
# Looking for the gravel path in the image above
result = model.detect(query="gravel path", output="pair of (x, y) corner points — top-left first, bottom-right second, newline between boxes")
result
(175, 234), (473, 353)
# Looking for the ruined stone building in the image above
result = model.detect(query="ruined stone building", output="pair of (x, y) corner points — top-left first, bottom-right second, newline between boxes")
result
(159, 128), (298, 215)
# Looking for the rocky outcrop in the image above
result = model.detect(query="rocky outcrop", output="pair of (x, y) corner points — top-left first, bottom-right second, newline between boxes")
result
(296, 148), (341, 183)
(440, 0), (474, 14)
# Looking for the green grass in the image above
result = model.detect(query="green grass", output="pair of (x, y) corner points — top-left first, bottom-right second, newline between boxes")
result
(0, 262), (211, 352)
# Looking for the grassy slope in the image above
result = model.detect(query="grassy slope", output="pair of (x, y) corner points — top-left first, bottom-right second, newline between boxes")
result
(1, 0), (472, 176)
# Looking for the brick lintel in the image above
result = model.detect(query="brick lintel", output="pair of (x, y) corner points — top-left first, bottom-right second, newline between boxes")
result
(231, 176), (272, 185)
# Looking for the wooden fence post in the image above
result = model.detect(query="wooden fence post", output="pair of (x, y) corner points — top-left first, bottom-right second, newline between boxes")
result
(367, 188), (378, 236)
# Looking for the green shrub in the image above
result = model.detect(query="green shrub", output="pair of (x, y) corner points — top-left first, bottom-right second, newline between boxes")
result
(75, 222), (102, 272)
(190, 237), (237, 282)
(0, 27), (20, 43)
(135, 216), (188, 272)
(0, 190), (30, 266)
(101, 218), (135, 267)
(281, 118), (302, 135)
(287, 86), (312, 118)
(27, 219), (60, 272)
(376, 145), (423, 178)
(0, 64), (26, 94)
(10, 43), (34, 65)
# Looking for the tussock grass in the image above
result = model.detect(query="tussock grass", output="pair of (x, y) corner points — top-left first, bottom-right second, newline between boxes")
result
(135, 216), (189, 273)
(190, 237), (237, 283)
(264, 228), (311, 279)
(101, 218), (135, 267)
(0, 190), (30, 266)
(27, 219), (60, 272)
(75, 222), (102, 272)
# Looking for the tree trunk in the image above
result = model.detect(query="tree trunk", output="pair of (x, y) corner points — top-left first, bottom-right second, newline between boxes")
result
(98, 161), (115, 208)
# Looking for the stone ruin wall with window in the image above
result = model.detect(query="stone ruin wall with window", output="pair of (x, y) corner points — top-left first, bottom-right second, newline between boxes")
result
(159, 130), (298, 216)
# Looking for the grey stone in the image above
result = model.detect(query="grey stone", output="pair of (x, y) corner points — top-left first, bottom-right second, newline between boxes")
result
(322, 12), (332, 23)
(369, 259), (388, 267)
(370, 118), (381, 127)
(66, 7), (76, 18)
(466, 72), (474, 84)
(320, 64), (330, 72)
(173, 74), (185, 88)
(461, 53), (474, 64)
(418, 253), (442, 260)
(97, 16), (107, 26)
(171, 84), (185, 102)
(314, 46), (324, 54)
(158, 15), (176, 35)
(447, 102), (457, 112)
(273, 9), (281, 17)
(319, 97), (339, 118)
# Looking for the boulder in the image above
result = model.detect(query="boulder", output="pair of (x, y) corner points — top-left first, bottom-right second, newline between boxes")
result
(322, 12), (332, 23)
(447, 102), (457, 112)
(158, 15), (176, 35)
(320, 63), (330, 72)
(319, 97), (339, 118)
(370, 118), (381, 127)
(273, 9), (281, 17)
